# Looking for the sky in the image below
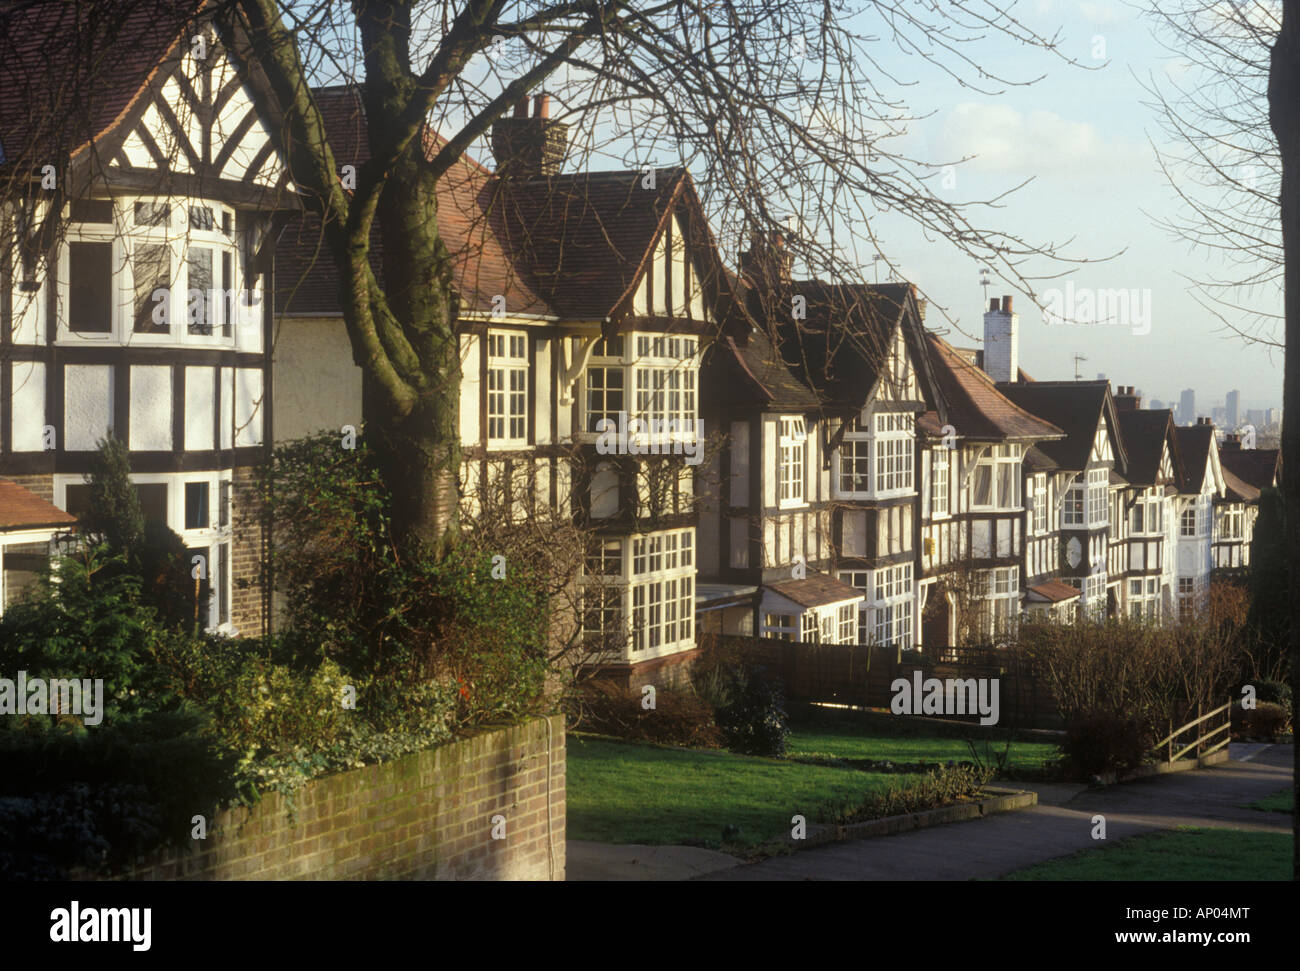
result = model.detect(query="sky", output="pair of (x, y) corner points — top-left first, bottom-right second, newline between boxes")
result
(860, 0), (1284, 415)
(310, 0), (1285, 416)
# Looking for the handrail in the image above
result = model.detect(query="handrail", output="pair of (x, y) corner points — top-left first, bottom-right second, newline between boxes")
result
(1152, 699), (1232, 751)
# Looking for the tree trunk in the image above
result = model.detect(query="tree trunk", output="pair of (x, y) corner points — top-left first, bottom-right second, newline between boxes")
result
(1267, 0), (1300, 880)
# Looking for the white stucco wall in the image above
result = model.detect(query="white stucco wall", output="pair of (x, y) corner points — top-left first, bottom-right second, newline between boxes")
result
(272, 316), (362, 443)
(64, 364), (113, 450)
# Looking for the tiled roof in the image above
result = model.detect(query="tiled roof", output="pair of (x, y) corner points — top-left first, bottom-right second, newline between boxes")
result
(924, 334), (1064, 443)
(495, 168), (700, 320)
(1172, 424), (1215, 493)
(1026, 580), (1081, 604)
(275, 86), (552, 318)
(1218, 447), (1280, 492)
(275, 87), (732, 328)
(996, 380), (1121, 472)
(1115, 409), (1176, 486)
(0, 480), (77, 531)
(0, 0), (205, 168)
(766, 571), (864, 609)
(774, 282), (914, 408)
(1220, 466), (1260, 503)
(1023, 444), (1059, 472)
(705, 331), (821, 412)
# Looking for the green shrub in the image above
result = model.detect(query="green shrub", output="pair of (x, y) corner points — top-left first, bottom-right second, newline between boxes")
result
(713, 673), (789, 757)
(824, 764), (994, 825)
(1061, 713), (1153, 777)
(1241, 702), (1289, 741)
(574, 682), (723, 748)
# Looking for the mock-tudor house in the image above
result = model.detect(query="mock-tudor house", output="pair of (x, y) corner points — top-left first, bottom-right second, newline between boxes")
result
(695, 320), (864, 642)
(1112, 396), (1182, 620)
(760, 278), (952, 651)
(273, 87), (737, 683)
(997, 378), (1128, 617)
(1, 2), (286, 632)
(916, 328), (1064, 643)
(1215, 437), (1280, 573)
(1211, 433), (1279, 574)
(1170, 419), (1227, 617)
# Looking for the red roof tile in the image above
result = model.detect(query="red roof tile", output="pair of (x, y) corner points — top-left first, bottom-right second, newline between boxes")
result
(0, 0), (205, 169)
(766, 571), (864, 609)
(925, 334), (1064, 443)
(0, 479), (77, 531)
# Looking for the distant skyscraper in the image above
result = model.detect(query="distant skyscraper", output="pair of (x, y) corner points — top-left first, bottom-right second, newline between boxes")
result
(1178, 389), (1196, 426)
(1097, 372), (1107, 382)
(1226, 389), (1240, 429)
(1267, 407), (1282, 427)
(1212, 406), (1227, 427)
(1150, 399), (1165, 411)
(1247, 408), (1266, 428)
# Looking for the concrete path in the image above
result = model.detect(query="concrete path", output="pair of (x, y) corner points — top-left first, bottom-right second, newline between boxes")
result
(693, 744), (1293, 880)
(567, 841), (742, 880)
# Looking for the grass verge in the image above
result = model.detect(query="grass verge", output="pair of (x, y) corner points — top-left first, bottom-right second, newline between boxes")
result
(1245, 788), (1294, 814)
(999, 827), (1293, 881)
(566, 734), (923, 854)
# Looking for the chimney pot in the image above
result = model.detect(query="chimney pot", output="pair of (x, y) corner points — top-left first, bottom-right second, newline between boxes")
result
(534, 94), (550, 119)
(513, 98), (529, 119)
(990, 297), (1000, 312)
(1002, 295), (1013, 313)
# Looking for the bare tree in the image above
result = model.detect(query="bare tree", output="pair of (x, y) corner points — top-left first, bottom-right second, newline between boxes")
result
(190, 0), (1101, 561)
(1143, 0), (1283, 349)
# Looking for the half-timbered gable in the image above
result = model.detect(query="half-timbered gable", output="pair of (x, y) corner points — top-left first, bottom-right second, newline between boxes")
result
(1171, 420), (1226, 618)
(920, 334), (1063, 644)
(997, 380), (1127, 617)
(1, 2), (290, 630)
(763, 280), (942, 649)
(1114, 400), (1181, 620)
(1215, 437), (1279, 575)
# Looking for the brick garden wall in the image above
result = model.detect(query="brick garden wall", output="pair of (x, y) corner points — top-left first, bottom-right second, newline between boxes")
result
(80, 715), (565, 881)
(230, 463), (268, 636)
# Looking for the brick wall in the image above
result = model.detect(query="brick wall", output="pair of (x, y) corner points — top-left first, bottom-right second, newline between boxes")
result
(3, 472), (54, 503)
(78, 715), (565, 881)
(231, 463), (267, 636)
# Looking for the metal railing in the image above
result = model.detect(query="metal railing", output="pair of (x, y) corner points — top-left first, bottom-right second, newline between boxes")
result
(1151, 699), (1232, 764)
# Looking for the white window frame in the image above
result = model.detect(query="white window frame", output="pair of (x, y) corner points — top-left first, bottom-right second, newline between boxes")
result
(779, 416), (807, 507)
(487, 330), (528, 447)
(971, 444), (1021, 511)
(930, 448), (950, 517)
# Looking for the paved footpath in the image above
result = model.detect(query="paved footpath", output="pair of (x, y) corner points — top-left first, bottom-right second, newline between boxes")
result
(691, 744), (1293, 880)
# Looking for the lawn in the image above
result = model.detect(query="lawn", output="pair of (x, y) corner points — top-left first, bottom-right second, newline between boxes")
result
(1246, 788), (1295, 814)
(1000, 828), (1293, 881)
(786, 727), (1060, 769)
(567, 735), (923, 852)
(785, 710), (1061, 770)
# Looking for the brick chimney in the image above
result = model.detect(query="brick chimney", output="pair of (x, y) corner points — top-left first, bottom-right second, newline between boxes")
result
(1221, 433), (1242, 451)
(740, 230), (794, 288)
(491, 93), (569, 177)
(982, 294), (1018, 383)
(1114, 385), (1141, 412)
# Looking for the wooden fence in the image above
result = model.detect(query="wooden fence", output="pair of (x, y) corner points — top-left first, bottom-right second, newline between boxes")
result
(694, 633), (1063, 729)
(1152, 699), (1233, 764)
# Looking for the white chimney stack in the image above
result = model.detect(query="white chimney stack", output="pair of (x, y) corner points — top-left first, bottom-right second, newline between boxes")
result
(982, 294), (1018, 383)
